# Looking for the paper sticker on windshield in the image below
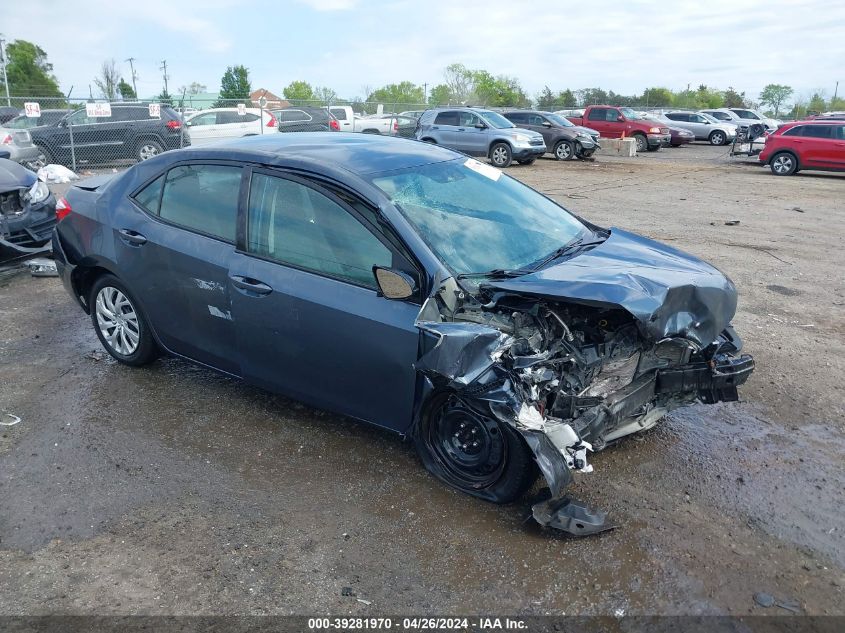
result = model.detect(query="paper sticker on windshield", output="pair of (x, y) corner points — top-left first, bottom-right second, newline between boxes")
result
(464, 158), (501, 181)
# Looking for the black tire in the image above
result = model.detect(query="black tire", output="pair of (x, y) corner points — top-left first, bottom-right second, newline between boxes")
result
(632, 133), (647, 153)
(646, 143), (661, 152)
(770, 151), (798, 176)
(89, 274), (159, 366)
(414, 393), (537, 504)
(670, 144), (681, 148)
(34, 143), (56, 166)
(489, 142), (513, 168)
(709, 130), (727, 146)
(517, 158), (536, 165)
(553, 140), (574, 161)
(136, 138), (164, 162)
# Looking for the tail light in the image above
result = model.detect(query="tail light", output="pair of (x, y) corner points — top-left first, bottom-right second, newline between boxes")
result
(166, 120), (181, 130)
(266, 113), (277, 128)
(55, 196), (72, 221)
(1, 134), (11, 145)
(393, 119), (399, 133)
(330, 119), (340, 131)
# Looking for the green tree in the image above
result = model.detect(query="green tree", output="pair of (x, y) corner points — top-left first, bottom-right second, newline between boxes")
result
(576, 88), (609, 106)
(443, 63), (473, 103)
(641, 87), (673, 107)
(118, 78), (136, 100)
(156, 90), (173, 106)
(471, 71), (528, 107)
(759, 84), (793, 117)
(807, 91), (827, 114)
(696, 85), (724, 108)
(428, 83), (451, 106)
(829, 96), (845, 111)
(178, 82), (207, 95)
(3, 39), (63, 99)
(722, 86), (746, 108)
(536, 86), (556, 109)
(556, 89), (577, 108)
(215, 65), (251, 106)
(367, 81), (424, 105)
(283, 80), (315, 101)
(312, 86), (337, 104)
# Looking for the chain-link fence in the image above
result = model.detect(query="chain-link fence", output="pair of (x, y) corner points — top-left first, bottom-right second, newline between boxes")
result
(1, 96), (435, 173)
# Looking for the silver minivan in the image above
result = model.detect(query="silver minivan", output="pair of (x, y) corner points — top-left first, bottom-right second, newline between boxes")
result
(415, 108), (546, 167)
(663, 111), (737, 145)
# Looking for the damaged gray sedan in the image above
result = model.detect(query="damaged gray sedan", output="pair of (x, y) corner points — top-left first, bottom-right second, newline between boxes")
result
(53, 134), (753, 534)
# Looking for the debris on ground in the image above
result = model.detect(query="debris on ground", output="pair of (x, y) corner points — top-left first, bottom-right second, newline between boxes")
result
(753, 592), (775, 608)
(25, 257), (58, 277)
(725, 220), (741, 226)
(36, 164), (79, 184)
(791, 206), (805, 213)
(1, 413), (21, 427)
(356, 598), (372, 606)
(88, 350), (106, 361)
(341, 587), (355, 597)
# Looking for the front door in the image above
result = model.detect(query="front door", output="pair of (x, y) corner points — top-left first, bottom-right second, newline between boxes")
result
(112, 162), (243, 373)
(228, 169), (422, 431)
(454, 111), (489, 156)
(185, 112), (218, 145)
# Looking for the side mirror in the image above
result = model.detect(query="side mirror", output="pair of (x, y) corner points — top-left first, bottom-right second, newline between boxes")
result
(617, 115), (625, 122)
(474, 122), (487, 129)
(0, 148), (10, 160)
(373, 267), (417, 300)
(542, 121), (552, 127)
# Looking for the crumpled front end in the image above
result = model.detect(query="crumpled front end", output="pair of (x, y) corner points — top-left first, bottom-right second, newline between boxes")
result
(0, 166), (57, 260)
(413, 265), (754, 535)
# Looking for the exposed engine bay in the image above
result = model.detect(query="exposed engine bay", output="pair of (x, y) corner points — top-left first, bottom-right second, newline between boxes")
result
(414, 271), (754, 536)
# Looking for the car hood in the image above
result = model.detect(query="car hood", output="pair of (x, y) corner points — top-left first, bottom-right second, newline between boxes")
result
(571, 125), (599, 137)
(0, 158), (36, 189)
(511, 127), (545, 140)
(486, 228), (737, 347)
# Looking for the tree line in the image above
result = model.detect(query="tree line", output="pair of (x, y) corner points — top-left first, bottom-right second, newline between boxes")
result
(1, 38), (841, 118)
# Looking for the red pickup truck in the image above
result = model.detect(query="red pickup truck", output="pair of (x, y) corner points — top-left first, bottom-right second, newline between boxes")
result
(567, 106), (671, 152)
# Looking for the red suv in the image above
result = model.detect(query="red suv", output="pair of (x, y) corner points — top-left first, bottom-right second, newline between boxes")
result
(759, 121), (845, 175)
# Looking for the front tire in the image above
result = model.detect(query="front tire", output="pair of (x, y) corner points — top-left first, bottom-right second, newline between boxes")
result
(632, 133), (647, 153)
(414, 393), (537, 503)
(770, 152), (798, 176)
(553, 140), (574, 161)
(517, 158), (536, 165)
(89, 275), (159, 366)
(709, 130), (726, 145)
(489, 142), (513, 168)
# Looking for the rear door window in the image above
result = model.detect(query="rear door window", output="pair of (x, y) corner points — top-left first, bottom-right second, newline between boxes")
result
(133, 175), (165, 214)
(782, 126), (805, 137)
(802, 126), (833, 139)
(434, 111), (459, 126)
(158, 164), (242, 242)
(587, 108), (609, 121)
(330, 108), (347, 121)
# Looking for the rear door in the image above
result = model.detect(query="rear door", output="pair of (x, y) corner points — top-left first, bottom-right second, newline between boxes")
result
(114, 162), (243, 373)
(527, 112), (555, 147)
(217, 111), (259, 138)
(185, 112), (218, 145)
(330, 107), (353, 132)
(431, 111), (459, 147)
(228, 168), (421, 430)
(800, 125), (843, 167)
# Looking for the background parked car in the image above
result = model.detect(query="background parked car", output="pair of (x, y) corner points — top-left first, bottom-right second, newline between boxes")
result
(700, 108), (778, 133)
(759, 121), (845, 176)
(503, 110), (599, 160)
(728, 108), (781, 131)
(379, 114), (416, 138)
(29, 103), (187, 165)
(642, 113), (695, 147)
(567, 106), (670, 152)
(398, 110), (425, 120)
(185, 108), (276, 145)
(270, 106), (339, 132)
(415, 107), (546, 167)
(3, 110), (68, 130)
(0, 156), (57, 260)
(0, 126), (44, 168)
(662, 111), (737, 145)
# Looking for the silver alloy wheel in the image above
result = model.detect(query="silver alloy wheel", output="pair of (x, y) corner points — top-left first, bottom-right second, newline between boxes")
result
(772, 154), (794, 174)
(555, 142), (572, 160)
(138, 144), (160, 160)
(634, 135), (647, 152)
(710, 131), (725, 145)
(95, 286), (140, 355)
(491, 145), (509, 166)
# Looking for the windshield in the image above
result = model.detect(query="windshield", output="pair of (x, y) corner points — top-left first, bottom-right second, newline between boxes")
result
(477, 110), (515, 129)
(369, 159), (588, 275)
(546, 113), (574, 127)
(620, 107), (644, 120)
(699, 112), (719, 123)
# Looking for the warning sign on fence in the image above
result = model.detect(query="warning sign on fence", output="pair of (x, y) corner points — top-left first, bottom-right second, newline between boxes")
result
(86, 102), (112, 117)
(148, 103), (161, 118)
(24, 102), (41, 118)
(237, 103), (246, 116)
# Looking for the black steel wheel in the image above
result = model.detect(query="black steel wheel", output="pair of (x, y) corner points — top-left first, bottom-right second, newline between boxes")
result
(414, 393), (537, 503)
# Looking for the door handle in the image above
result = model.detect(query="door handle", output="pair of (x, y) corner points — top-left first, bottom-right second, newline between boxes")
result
(229, 275), (273, 295)
(118, 229), (147, 245)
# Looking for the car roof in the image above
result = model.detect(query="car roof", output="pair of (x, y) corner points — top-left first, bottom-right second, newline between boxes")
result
(201, 132), (460, 175)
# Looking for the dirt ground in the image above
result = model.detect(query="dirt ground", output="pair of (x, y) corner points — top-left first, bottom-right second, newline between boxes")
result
(1, 144), (843, 617)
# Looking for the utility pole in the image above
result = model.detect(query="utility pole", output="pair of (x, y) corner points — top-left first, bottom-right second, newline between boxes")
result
(125, 57), (138, 97)
(423, 82), (427, 104)
(0, 36), (10, 107)
(160, 60), (169, 95)
(834, 81), (839, 104)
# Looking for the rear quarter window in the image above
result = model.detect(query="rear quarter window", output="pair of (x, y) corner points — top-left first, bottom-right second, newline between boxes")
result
(133, 175), (165, 214)
(434, 111), (459, 126)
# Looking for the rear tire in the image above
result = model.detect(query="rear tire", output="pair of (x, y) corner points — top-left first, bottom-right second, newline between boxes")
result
(89, 274), (159, 366)
(770, 151), (798, 176)
(517, 158), (536, 165)
(553, 140), (574, 161)
(489, 142), (513, 168)
(136, 139), (164, 161)
(414, 393), (537, 503)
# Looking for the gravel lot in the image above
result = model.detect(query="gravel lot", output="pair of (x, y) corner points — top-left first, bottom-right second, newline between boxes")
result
(1, 143), (843, 617)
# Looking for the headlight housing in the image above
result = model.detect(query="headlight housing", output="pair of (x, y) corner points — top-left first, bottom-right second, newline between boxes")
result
(513, 133), (532, 143)
(25, 180), (50, 205)
(648, 127), (662, 134)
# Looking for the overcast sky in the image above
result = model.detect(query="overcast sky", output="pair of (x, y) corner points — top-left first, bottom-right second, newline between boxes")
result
(4, 0), (843, 103)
